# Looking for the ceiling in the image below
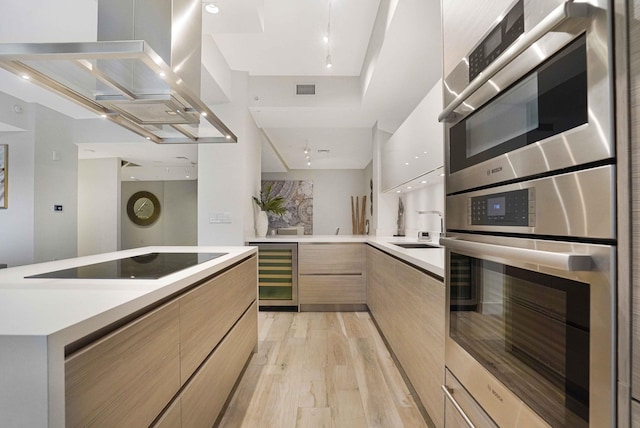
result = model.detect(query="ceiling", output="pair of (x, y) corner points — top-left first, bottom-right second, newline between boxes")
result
(0, 0), (443, 176)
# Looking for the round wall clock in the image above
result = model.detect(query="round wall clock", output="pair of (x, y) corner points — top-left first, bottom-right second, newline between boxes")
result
(127, 191), (161, 226)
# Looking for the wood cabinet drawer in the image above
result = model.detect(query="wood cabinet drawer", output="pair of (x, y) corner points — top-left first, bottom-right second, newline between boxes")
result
(65, 301), (180, 428)
(366, 246), (445, 427)
(179, 256), (257, 383)
(299, 243), (364, 274)
(152, 397), (181, 428)
(299, 275), (366, 304)
(180, 301), (258, 428)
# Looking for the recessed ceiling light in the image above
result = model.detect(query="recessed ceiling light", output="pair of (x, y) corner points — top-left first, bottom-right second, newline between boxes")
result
(440, 173), (445, 177)
(201, 112), (207, 117)
(225, 135), (231, 139)
(326, 54), (332, 68)
(158, 71), (166, 77)
(407, 186), (412, 189)
(21, 74), (30, 80)
(421, 180), (427, 184)
(205, 3), (219, 14)
(404, 162), (409, 166)
(322, 35), (329, 44)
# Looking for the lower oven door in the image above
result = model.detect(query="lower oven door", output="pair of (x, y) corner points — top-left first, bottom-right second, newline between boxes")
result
(441, 233), (615, 428)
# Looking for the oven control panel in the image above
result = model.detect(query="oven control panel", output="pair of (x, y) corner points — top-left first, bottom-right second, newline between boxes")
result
(468, 188), (535, 227)
(468, 0), (525, 81)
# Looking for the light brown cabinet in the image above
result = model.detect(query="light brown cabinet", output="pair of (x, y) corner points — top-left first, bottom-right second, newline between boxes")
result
(298, 243), (366, 309)
(367, 245), (445, 427)
(298, 243), (365, 274)
(65, 300), (181, 428)
(179, 258), (256, 383)
(152, 398), (181, 428)
(65, 255), (257, 428)
(180, 301), (257, 427)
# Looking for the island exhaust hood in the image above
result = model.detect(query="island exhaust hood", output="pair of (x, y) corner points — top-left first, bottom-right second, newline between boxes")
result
(0, 0), (237, 144)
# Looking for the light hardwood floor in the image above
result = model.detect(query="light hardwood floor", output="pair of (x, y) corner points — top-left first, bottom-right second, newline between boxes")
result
(218, 311), (428, 428)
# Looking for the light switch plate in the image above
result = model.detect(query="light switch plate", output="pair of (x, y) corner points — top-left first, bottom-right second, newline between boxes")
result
(209, 211), (232, 224)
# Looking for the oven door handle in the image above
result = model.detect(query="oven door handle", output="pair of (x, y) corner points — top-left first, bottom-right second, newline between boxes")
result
(438, 1), (591, 123)
(440, 237), (592, 271)
(442, 385), (476, 428)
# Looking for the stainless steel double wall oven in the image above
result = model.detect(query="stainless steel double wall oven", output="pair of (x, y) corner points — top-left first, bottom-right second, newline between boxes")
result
(440, 1), (615, 427)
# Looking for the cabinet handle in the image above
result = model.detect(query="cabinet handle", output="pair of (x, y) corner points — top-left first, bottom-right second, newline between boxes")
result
(438, 1), (591, 123)
(442, 385), (476, 428)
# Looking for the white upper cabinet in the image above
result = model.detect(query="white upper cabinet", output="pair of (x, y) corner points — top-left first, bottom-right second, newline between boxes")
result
(381, 80), (444, 193)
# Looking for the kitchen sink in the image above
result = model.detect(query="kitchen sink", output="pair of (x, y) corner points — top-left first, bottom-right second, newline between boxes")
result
(391, 242), (440, 249)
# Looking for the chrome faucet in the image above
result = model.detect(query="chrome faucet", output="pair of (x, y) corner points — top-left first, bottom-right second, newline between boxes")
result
(417, 210), (444, 240)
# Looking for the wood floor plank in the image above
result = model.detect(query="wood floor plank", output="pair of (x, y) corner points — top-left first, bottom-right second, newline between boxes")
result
(218, 311), (427, 428)
(296, 407), (332, 428)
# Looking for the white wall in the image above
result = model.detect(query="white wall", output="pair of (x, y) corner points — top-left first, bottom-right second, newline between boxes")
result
(78, 158), (120, 256)
(402, 179), (445, 239)
(262, 169), (368, 235)
(121, 180), (197, 249)
(0, 0), (97, 43)
(33, 106), (78, 262)
(0, 96), (34, 267)
(198, 70), (262, 245)
(163, 181), (198, 246)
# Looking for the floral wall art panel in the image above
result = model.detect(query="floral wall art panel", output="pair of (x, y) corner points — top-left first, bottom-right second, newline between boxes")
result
(262, 180), (313, 234)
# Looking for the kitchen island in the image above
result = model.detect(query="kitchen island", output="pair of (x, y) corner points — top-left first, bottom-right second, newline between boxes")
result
(0, 246), (257, 428)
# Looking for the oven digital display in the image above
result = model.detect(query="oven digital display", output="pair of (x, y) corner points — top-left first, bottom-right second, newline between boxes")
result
(484, 27), (502, 57)
(487, 196), (506, 216)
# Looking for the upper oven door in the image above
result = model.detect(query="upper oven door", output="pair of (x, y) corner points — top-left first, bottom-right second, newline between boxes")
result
(442, 0), (611, 194)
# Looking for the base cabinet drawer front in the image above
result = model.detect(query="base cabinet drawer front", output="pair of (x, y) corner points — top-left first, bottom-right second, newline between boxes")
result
(444, 370), (498, 428)
(299, 275), (366, 304)
(366, 246), (445, 428)
(65, 301), (181, 428)
(180, 301), (258, 428)
(152, 397), (181, 428)
(633, 399), (640, 428)
(179, 256), (257, 383)
(366, 246), (393, 333)
(299, 243), (365, 274)
(393, 259), (445, 427)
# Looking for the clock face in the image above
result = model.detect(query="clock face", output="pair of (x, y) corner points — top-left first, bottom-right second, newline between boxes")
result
(127, 191), (161, 226)
(133, 197), (154, 220)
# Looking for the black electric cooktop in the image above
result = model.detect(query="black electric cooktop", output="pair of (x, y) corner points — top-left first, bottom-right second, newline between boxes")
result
(25, 252), (227, 280)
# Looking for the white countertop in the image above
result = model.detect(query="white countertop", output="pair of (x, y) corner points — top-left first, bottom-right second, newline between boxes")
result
(0, 246), (256, 340)
(249, 235), (444, 279)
